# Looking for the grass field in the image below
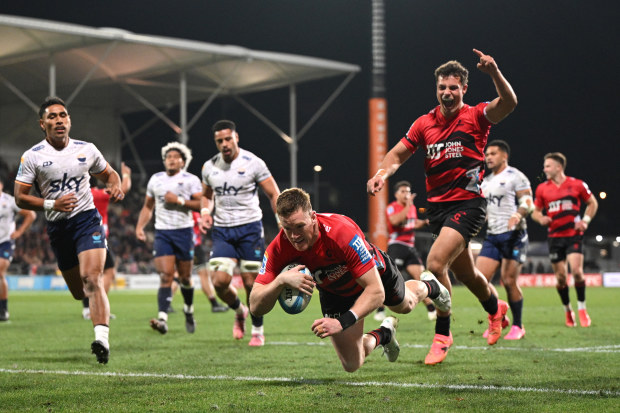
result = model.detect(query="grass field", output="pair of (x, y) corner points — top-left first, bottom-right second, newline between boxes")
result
(1, 286), (618, 412)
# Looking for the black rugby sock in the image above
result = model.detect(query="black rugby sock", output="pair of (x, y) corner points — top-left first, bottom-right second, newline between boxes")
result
(480, 294), (499, 315)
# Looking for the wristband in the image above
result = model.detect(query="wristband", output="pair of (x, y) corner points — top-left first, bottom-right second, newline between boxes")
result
(201, 207), (211, 216)
(122, 174), (131, 179)
(582, 215), (591, 224)
(43, 199), (55, 211)
(336, 310), (358, 331)
(177, 198), (185, 206)
(374, 168), (388, 181)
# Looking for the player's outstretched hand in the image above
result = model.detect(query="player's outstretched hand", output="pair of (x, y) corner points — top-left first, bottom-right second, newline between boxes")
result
(312, 317), (343, 339)
(367, 175), (385, 196)
(473, 49), (499, 75)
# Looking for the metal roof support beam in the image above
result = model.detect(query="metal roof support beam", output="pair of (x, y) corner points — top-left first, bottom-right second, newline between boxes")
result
(121, 83), (182, 135)
(0, 72), (38, 112)
(186, 60), (244, 133)
(66, 41), (118, 106)
(48, 57), (56, 97)
(297, 72), (356, 141)
(232, 95), (292, 144)
(120, 106), (175, 148)
(119, 117), (148, 183)
(289, 84), (298, 187)
(179, 72), (188, 144)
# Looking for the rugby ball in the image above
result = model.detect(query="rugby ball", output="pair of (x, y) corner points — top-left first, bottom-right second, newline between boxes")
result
(277, 263), (313, 314)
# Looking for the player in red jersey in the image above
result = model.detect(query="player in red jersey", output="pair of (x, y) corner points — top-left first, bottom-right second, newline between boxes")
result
(532, 152), (598, 327)
(374, 181), (435, 322)
(250, 188), (451, 373)
(367, 49), (517, 364)
(81, 162), (132, 319)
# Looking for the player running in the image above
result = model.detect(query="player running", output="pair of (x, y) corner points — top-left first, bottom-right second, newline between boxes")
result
(200, 120), (281, 347)
(532, 152), (597, 327)
(477, 140), (532, 340)
(136, 142), (203, 335)
(15, 96), (124, 364)
(367, 49), (518, 364)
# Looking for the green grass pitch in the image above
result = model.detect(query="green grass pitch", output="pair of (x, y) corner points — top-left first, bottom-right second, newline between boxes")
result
(1, 286), (618, 412)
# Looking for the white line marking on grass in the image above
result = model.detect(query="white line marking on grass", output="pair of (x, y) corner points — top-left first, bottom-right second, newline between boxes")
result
(269, 341), (620, 353)
(0, 368), (618, 397)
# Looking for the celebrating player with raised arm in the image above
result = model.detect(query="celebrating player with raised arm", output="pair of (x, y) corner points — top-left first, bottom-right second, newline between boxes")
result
(366, 49), (518, 365)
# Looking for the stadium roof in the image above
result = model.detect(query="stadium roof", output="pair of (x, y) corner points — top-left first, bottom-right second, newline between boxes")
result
(0, 14), (360, 184)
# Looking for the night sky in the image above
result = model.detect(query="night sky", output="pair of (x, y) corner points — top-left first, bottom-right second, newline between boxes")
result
(2, 1), (618, 241)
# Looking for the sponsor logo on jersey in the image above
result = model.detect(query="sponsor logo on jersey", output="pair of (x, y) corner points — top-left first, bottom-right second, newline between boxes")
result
(348, 235), (371, 264)
(214, 182), (243, 196)
(313, 264), (349, 284)
(49, 173), (85, 193)
(259, 252), (268, 275)
(32, 145), (45, 151)
(43, 161), (53, 167)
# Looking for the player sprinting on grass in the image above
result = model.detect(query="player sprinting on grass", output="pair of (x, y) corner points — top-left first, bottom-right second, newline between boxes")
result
(136, 142), (203, 335)
(0, 180), (36, 322)
(532, 152), (597, 328)
(14, 96), (125, 364)
(200, 120), (281, 347)
(250, 188), (450, 372)
(477, 140), (532, 340)
(367, 49), (518, 365)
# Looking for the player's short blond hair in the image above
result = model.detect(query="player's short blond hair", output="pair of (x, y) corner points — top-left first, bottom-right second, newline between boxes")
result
(544, 152), (567, 170)
(277, 188), (312, 218)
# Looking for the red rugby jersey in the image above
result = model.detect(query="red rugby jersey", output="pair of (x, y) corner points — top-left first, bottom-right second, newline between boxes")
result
(534, 177), (592, 238)
(386, 200), (418, 247)
(91, 187), (110, 236)
(256, 213), (386, 297)
(401, 103), (491, 202)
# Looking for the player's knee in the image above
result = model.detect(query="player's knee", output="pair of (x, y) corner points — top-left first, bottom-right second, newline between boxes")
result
(425, 258), (444, 276)
(208, 257), (236, 276)
(240, 260), (261, 274)
(340, 358), (363, 373)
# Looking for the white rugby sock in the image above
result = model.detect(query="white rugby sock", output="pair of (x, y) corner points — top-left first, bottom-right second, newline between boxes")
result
(94, 325), (109, 349)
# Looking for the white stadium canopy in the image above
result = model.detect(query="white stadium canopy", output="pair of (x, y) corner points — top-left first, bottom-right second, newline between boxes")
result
(0, 14), (359, 185)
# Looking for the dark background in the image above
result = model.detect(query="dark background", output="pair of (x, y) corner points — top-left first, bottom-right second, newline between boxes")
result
(2, 1), (618, 242)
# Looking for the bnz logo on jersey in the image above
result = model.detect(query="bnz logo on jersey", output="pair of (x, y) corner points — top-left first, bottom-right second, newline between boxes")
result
(348, 235), (371, 264)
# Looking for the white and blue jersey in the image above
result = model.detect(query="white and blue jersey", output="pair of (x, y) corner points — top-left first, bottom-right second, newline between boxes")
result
(201, 148), (272, 227)
(15, 138), (107, 222)
(481, 166), (531, 235)
(0, 192), (21, 244)
(146, 171), (202, 230)
(0, 192), (22, 262)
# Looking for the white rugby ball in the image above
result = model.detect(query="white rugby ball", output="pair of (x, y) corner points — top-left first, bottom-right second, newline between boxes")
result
(277, 263), (313, 314)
